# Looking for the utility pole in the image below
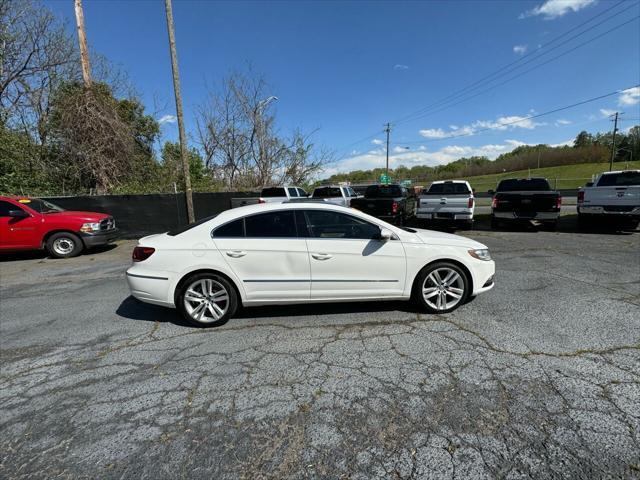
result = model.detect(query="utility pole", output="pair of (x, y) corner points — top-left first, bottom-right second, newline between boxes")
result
(164, 0), (194, 223)
(609, 112), (619, 172)
(384, 123), (392, 178)
(74, 0), (92, 87)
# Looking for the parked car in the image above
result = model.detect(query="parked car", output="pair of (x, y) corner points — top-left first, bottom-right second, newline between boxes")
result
(310, 185), (360, 207)
(490, 178), (562, 230)
(577, 170), (640, 229)
(230, 186), (308, 208)
(0, 196), (118, 258)
(350, 184), (417, 225)
(126, 203), (495, 327)
(417, 180), (475, 229)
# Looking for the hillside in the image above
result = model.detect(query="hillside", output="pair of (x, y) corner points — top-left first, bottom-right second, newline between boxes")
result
(444, 161), (640, 192)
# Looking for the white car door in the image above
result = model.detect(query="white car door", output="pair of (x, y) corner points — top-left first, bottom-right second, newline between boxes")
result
(299, 209), (406, 300)
(212, 210), (310, 302)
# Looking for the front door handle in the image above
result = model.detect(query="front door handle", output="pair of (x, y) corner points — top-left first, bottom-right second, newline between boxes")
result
(311, 253), (333, 260)
(226, 250), (247, 258)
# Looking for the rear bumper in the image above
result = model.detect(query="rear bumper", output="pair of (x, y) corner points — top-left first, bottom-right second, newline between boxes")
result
(417, 210), (473, 221)
(126, 266), (175, 307)
(578, 205), (640, 217)
(492, 211), (559, 220)
(80, 229), (120, 247)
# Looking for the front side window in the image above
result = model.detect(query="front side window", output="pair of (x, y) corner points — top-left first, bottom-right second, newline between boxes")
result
(296, 188), (308, 197)
(347, 187), (358, 197)
(245, 211), (297, 238)
(287, 187), (299, 198)
(303, 210), (380, 240)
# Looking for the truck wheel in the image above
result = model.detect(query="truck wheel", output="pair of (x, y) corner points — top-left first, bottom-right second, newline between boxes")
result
(46, 232), (83, 259)
(464, 220), (474, 230)
(544, 220), (558, 231)
(490, 216), (500, 229)
(578, 214), (592, 230)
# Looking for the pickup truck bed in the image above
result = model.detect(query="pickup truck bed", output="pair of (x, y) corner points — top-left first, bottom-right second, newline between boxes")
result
(490, 178), (561, 229)
(350, 184), (416, 225)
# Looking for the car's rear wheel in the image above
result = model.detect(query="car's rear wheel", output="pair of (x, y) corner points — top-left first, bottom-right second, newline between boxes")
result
(177, 273), (238, 327)
(413, 262), (469, 314)
(490, 215), (500, 229)
(46, 232), (83, 259)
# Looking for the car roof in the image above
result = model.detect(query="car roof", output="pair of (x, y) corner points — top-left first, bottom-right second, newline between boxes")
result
(430, 180), (468, 184)
(221, 201), (353, 218)
(600, 170), (640, 174)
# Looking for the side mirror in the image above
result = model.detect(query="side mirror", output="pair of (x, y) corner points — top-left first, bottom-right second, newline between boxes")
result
(488, 189), (494, 195)
(8, 209), (29, 219)
(375, 227), (393, 241)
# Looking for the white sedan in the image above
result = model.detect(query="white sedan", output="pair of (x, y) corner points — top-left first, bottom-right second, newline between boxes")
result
(126, 203), (495, 327)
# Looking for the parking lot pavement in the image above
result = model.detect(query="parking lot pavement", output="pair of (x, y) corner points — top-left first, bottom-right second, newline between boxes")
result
(1, 222), (639, 479)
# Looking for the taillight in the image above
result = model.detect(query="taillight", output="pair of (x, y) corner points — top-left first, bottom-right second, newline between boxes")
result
(577, 191), (584, 204)
(468, 197), (474, 208)
(132, 246), (155, 262)
(556, 196), (562, 209)
(258, 198), (266, 204)
(491, 197), (498, 209)
(391, 201), (399, 214)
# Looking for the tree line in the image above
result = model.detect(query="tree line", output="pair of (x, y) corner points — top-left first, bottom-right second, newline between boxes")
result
(0, 0), (329, 196)
(320, 127), (640, 186)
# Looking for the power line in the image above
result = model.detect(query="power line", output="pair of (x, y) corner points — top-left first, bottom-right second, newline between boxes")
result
(392, 1), (638, 125)
(396, 14), (639, 125)
(395, 84), (640, 145)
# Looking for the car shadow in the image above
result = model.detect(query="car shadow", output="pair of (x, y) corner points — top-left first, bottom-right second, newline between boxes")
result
(116, 295), (420, 327)
(0, 243), (119, 262)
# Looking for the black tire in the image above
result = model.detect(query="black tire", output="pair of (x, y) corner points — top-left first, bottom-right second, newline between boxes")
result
(577, 213), (592, 230)
(412, 261), (470, 314)
(46, 232), (83, 259)
(544, 220), (558, 231)
(463, 220), (474, 230)
(490, 216), (500, 229)
(176, 272), (238, 327)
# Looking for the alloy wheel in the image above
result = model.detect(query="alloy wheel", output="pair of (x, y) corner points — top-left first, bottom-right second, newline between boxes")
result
(422, 267), (465, 311)
(183, 278), (230, 324)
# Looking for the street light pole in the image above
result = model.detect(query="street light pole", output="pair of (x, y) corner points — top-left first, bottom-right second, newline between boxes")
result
(384, 123), (391, 178)
(164, 0), (194, 224)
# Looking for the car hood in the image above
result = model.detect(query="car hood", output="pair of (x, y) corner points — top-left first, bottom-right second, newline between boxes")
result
(45, 211), (110, 221)
(411, 228), (487, 249)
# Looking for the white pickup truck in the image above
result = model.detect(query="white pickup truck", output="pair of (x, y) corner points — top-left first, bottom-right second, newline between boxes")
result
(230, 186), (308, 208)
(416, 180), (475, 228)
(310, 185), (360, 207)
(578, 170), (640, 229)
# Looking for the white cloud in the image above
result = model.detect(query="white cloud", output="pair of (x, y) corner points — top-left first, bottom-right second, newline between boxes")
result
(419, 128), (447, 138)
(520, 0), (596, 19)
(393, 146), (409, 153)
(158, 114), (177, 124)
(322, 139), (532, 176)
(550, 139), (574, 147)
(600, 108), (616, 117)
(371, 138), (384, 145)
(555, 118), (572, 126)
(513, 45), (528, 55)
(393, 64), (410, 70)
(618, 87), (640, 106)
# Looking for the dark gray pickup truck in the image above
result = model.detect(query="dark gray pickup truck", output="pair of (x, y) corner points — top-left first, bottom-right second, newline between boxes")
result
(350, 184), (417, 225)
(490, 178), (562, 230)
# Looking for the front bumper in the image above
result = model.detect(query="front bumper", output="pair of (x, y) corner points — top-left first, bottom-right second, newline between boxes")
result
(492, 211), (559, 220)
(471, 259), (495, 295)
(80, 228), (120, 247)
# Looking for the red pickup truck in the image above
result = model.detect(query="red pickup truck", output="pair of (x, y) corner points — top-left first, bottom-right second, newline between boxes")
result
(0, 196), (119, 258)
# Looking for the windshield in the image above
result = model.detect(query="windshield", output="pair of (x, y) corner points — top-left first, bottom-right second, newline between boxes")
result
(365, 185), (402, 198)
(496, 178), (551, 192)
(19, 198), (65, 213)
(425, 183), (471, 195)
(313, 187), (342, 198)
(597, 171), (640, 187)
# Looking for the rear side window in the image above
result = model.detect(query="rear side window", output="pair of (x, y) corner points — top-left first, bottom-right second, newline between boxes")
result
(597, 171), (640, 187)
(496, 179), (551, 192)
(287, 187), (298, 198)
(425, 183), (471, 195)
(296, 188), (308, 197)
(347, 187), (358, 197)
(364, 185), (402, 198)
(212, 218), (244, 237)
(261, 187), (286, 197)
(313, 187), (342, 198)
(245, 211), (297, 237)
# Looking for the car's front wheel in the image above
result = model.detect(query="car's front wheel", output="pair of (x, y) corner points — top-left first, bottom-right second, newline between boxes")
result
(46, 232), (83, 259)
(413, 262), (469, 314)
(177, 273), (238, 327)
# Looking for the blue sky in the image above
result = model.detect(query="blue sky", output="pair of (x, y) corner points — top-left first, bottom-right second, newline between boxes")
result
(45, 0), (640, 176)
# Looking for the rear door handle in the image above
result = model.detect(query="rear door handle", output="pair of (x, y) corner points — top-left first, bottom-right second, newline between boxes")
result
(311, 253), (333, 260)
(226, 250), (247, 258)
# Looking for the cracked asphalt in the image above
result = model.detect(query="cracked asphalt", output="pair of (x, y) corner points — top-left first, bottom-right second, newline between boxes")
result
(1, 221), (639, 479)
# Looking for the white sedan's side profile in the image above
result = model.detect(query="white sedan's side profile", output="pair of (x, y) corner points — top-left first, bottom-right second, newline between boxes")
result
(126, 203), (495, 327)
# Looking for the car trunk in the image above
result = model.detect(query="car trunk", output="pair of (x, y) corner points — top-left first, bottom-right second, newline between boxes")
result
(494, 192), (559, 216)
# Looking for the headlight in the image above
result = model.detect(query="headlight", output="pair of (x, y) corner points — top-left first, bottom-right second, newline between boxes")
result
(468, 248), (492, 261)
(80, 222), (101, 233)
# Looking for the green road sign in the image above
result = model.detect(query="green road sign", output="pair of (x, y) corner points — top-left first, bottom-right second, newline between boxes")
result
(379, 173), (390, 184)
(400, 179), (412, 187)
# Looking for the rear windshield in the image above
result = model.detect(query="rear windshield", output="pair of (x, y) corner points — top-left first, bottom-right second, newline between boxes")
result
(597, 171), (640, 187)
(424, 183), (471, 195)
(261, 187), (286, 197)
(167, 215), (218, 236)
(313, 187), (342, 198)
(364, 185), (402, 198)
(496, 178), (551, 192)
